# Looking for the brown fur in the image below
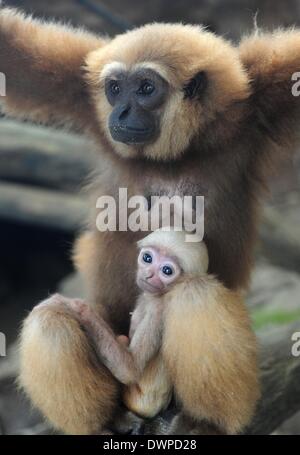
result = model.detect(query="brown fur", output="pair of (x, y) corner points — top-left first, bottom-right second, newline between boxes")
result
(0, 7), (296, 433)
(0, 7), (104, 133)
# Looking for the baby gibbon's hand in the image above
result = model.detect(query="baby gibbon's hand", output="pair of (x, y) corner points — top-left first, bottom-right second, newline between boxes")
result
(66, 299), (95, 326)
(117, 335), (130, 347)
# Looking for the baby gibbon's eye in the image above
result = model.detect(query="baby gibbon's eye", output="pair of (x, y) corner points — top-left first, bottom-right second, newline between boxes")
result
(183, 71), (207, 99)
(143, 252), (153, 263)
(161, 265), (174, 276)
(109, 80), (121, 96)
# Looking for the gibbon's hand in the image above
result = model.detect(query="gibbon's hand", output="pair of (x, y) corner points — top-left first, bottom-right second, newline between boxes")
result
(66, 298), (96, 326)
(32, 293), (84, 318)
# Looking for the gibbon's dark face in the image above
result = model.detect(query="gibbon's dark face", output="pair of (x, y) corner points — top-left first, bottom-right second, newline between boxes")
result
(87, 23), (250, 160)
(105, 68), (169, 145)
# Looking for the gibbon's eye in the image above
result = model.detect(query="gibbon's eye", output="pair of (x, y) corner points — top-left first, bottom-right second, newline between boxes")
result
(161, 265), (174, 276)
(143, 252), (153, 263)
(109, 80), (121, 96)
(137, 80), (155, 96)
(183, 71), (207, 99)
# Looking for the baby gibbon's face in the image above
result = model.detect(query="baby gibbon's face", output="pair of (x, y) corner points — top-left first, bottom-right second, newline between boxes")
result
(137, 246), (181, 294)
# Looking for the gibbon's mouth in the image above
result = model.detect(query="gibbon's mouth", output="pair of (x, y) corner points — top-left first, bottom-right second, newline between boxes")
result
(137, 278), (162, 293)
(109, 125), (155, 145)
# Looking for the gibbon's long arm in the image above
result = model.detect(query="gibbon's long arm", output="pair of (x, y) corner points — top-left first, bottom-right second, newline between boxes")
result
(129, 303), (164, 373)
(81, 312), (138, 385)
(239, 30), (300, 152)
(0, 7), (104, 132)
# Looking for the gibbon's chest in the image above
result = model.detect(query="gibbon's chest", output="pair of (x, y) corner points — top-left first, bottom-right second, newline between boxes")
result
(141, 162), (211, 203)
(104, 159), (212, 206)
(97, 152), (248, 228)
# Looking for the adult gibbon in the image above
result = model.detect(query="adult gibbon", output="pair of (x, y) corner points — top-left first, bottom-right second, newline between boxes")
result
(0, 6), (298, 434)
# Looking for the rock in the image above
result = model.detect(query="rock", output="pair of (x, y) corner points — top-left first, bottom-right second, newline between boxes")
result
(0, 379), (38, 435)
(247, 263), (300, 331)
(0, 343), (19, 382)
(260, 203), (300, 274)
(274, 411), (300, 435)
(247, 322), (300, 435)
(0, 343), (55, 435)
(247, 263), (300, 311)
(0, 342), (45, 435)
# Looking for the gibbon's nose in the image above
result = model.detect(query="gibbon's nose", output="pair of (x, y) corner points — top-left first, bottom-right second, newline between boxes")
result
(145, 270), (154, 280)
(118, 104), (131, 121)
(146, 273), (164, 290)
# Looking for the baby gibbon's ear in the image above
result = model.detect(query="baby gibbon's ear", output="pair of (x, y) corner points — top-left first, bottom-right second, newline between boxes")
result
(239, 30), (300, 150)
(0, 7), (107, 133)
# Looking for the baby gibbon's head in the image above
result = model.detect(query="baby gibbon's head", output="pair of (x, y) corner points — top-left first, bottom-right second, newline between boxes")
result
(136, 230), (209, 294)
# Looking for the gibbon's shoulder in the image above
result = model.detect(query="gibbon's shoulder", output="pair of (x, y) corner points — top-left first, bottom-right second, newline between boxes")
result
(165, 275), (250, 324)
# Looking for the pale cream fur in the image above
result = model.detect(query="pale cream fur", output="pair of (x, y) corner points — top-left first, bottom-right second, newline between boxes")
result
(138, 229), (209, 275)
(124, 231), (259, 432)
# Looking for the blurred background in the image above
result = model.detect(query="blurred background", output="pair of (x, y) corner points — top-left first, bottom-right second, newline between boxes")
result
(0, 0), (300, 435)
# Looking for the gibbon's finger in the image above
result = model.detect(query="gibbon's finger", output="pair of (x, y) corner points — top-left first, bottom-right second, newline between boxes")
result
(117, 335), (130, 346)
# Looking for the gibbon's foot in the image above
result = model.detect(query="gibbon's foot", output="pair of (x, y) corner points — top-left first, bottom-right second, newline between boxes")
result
(63, 296), (95, 325)
(35, 294), (114, 336)
(32, 293), (84, 316)
(19, 294), (119, 434)
(63, 298), (130, 346)
(55, 296), (138, 386)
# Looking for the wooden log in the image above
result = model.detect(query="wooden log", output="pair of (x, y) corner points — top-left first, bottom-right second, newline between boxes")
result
(0, 119), (95, 192)
(0, 181), (88, 232)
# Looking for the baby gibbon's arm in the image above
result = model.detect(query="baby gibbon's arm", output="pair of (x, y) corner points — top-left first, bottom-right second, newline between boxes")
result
(129, 301), (164, 372)
(68, 300), (138, 385)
